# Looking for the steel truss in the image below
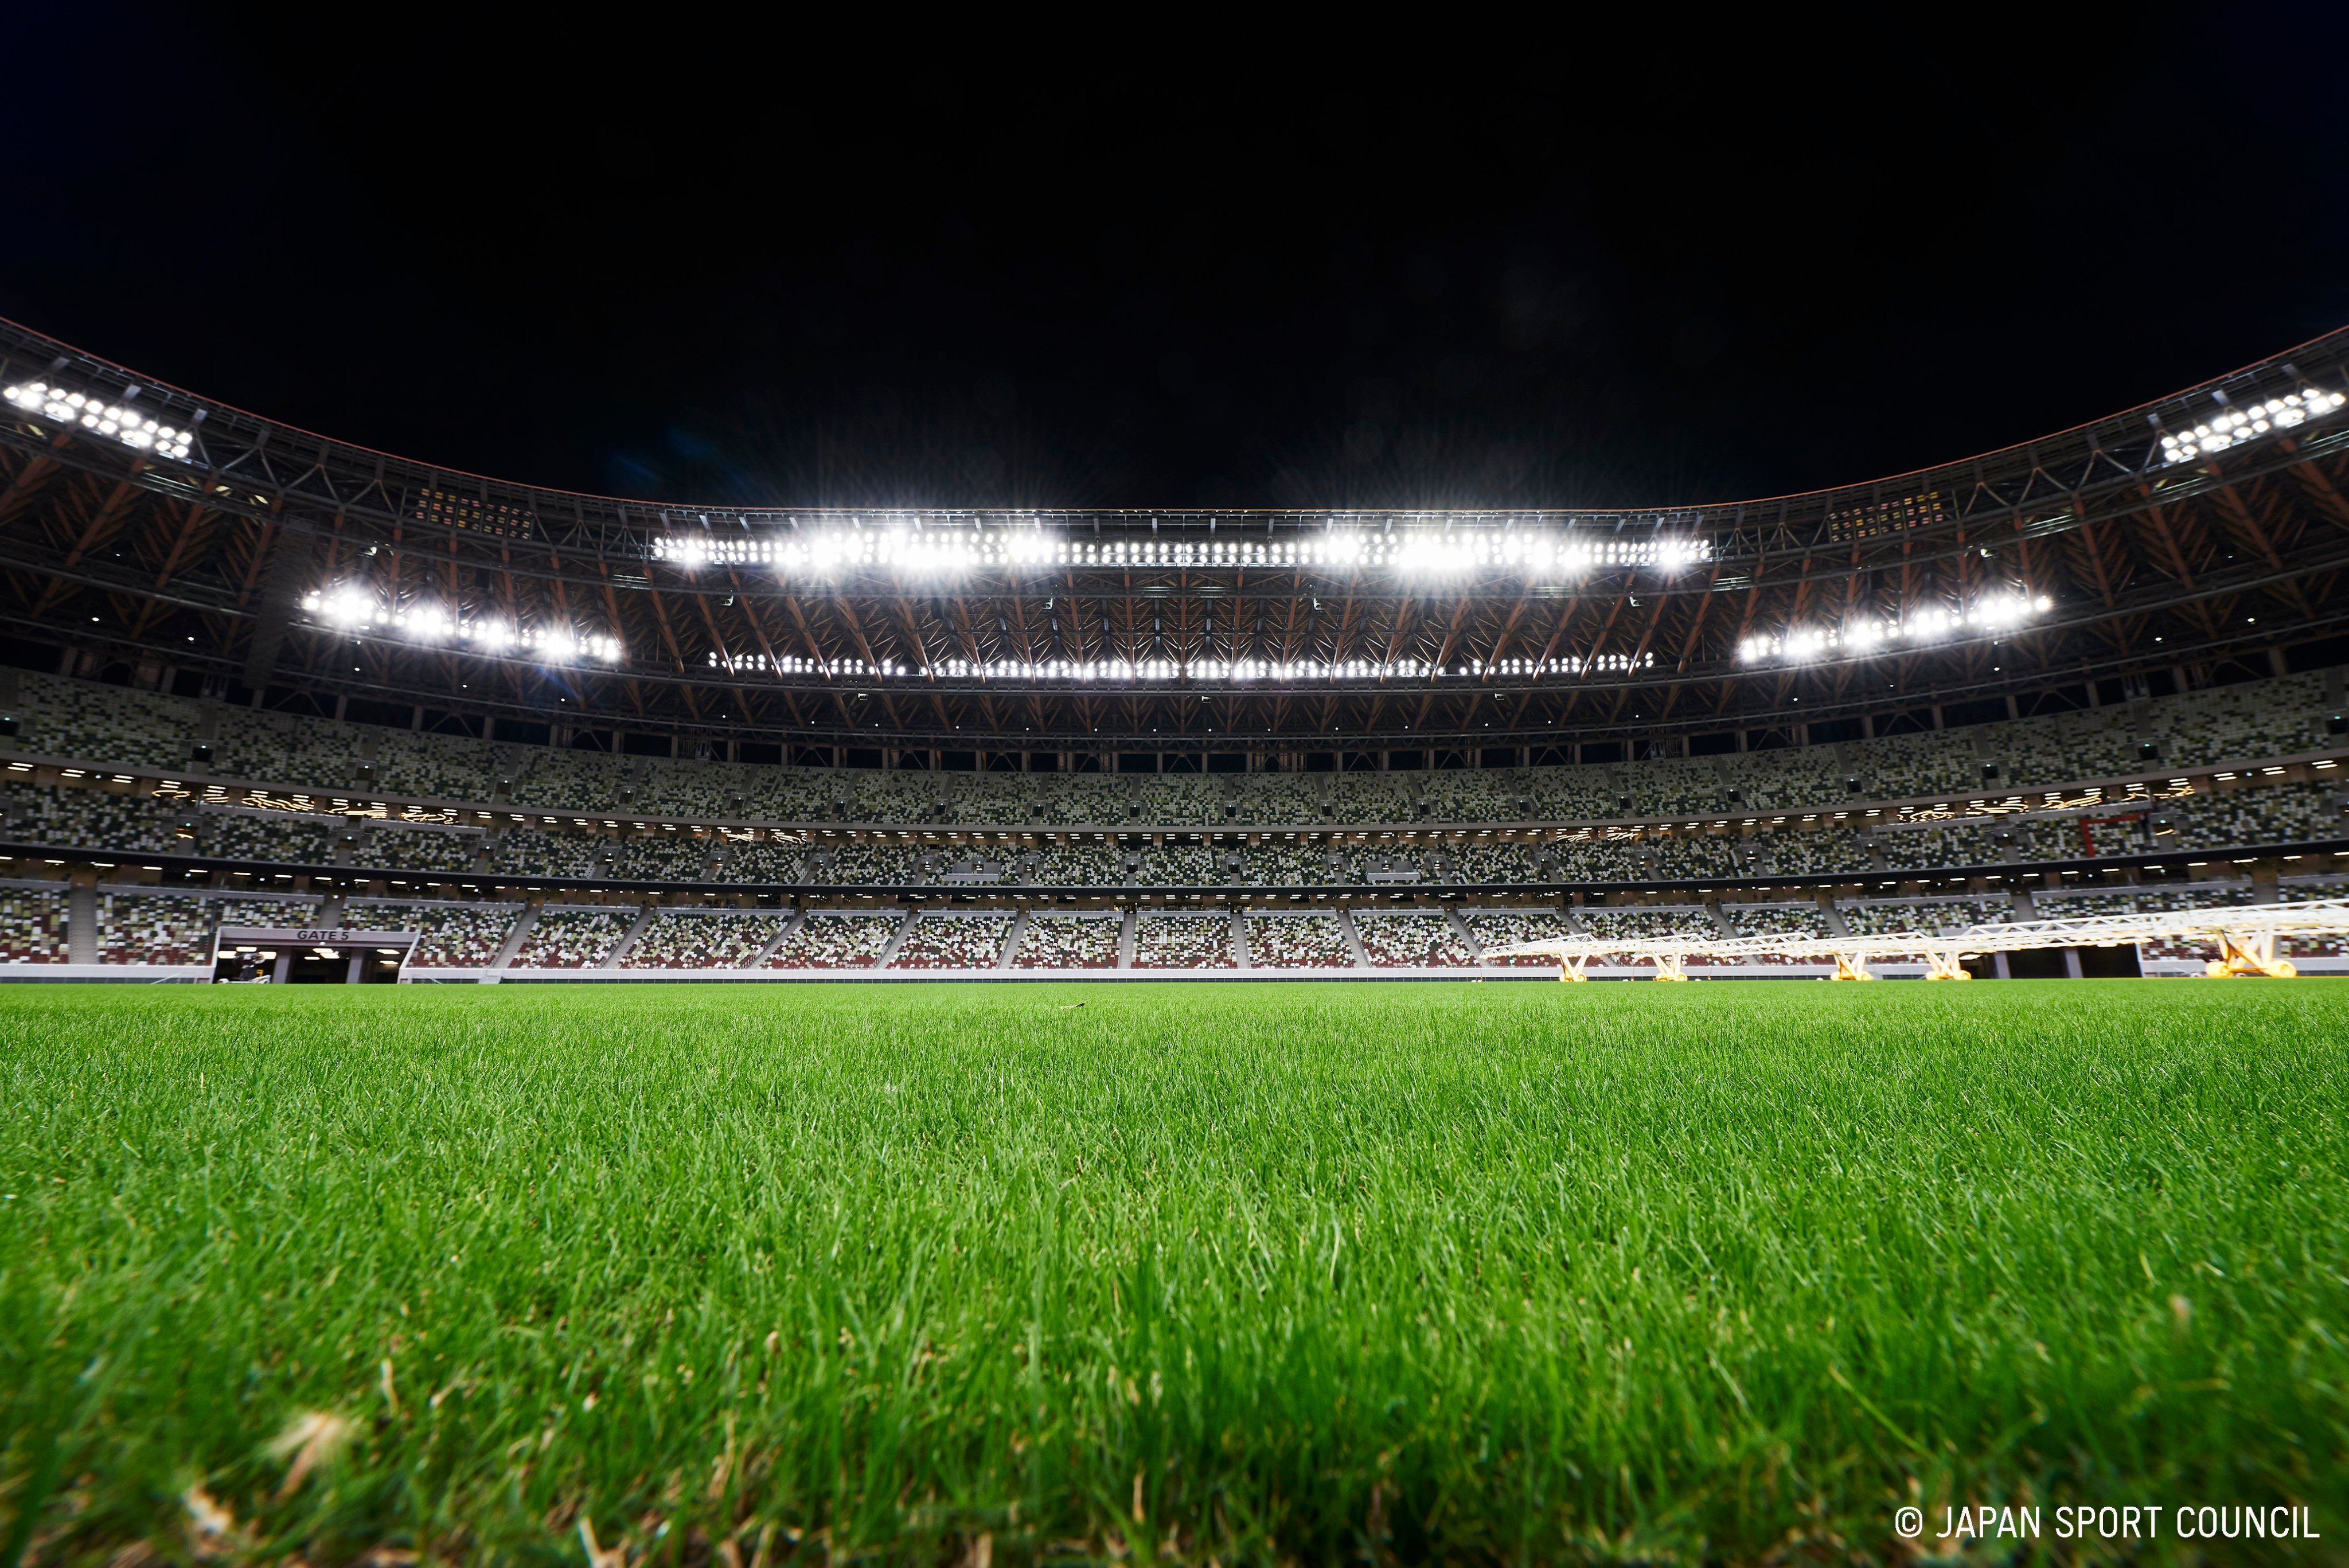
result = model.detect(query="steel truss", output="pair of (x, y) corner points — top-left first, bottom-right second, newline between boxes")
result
(1488, 899), (2349, 981)
(4, 315), (2349, 751)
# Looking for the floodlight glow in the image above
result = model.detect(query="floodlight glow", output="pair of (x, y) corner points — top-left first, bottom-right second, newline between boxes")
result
(703, 649), (1652, 681)
(301, 586), (621, 662)
(2, 381), (195, 462)
(654, 520), (1712, 576)
(657, 525), (1044, 574)
(1902, 606), (1959, 640)
(514, 626), (623, 663)
(1968, 592), (2036, 629)
(2159, 388), (2347, 464)
(706, 652), (900, 676)
(301, 587), (379, 630)
(1385, 532), (1707, 575)
(1742, 592), (2053, 665)
(392, 604), (458, 642)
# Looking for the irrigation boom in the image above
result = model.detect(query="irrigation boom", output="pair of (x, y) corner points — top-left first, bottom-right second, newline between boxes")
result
(1482, 898), (2349, 981)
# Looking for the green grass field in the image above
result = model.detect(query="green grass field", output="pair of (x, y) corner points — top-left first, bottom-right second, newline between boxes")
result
(3, 981), (2346, 1565)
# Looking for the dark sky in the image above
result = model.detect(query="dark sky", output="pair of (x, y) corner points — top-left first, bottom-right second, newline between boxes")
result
(9, 12), (2346, 513)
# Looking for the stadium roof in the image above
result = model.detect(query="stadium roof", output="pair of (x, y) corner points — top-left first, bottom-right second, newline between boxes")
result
(3, 314), (2348, 754)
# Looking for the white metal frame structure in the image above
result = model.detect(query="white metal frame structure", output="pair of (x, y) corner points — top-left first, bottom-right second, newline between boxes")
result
(1484, 898), (2349, 981)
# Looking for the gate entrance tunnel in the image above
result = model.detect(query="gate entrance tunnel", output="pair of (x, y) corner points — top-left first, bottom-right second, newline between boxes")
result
(213, 939), (413, 984)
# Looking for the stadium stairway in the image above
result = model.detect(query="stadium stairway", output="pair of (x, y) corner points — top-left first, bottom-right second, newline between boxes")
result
(1443, 904), (1482, 957)
(873, 909), (919, 968)
(1116, 906), (1137, 968)
(747, 910), (805, 968)
(67, 879), (95, 964)
(604, 905), (660, 968)
(997, 909), (1032, 969)
(488, 906), (539, 973)
(1336, 907), (1370, 968)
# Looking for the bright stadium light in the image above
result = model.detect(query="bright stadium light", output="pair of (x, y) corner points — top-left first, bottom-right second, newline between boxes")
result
(1900, 605), (1960, 641)
(1742, 593), (2053, 665)
(705, 652), (899, 677)
(1782, 627), (1832, 661)
(524, 626), (624, 664)
(479, 624), (622, 663)
(302, 586), (621, 662)
(1966, 592), (2047, 630)
(657, 522), (1048, 574)
(2159, 388), (2347, 464)
(701, 649), (1653, 681)
(392, 604), (459, 642)
(1387, 531), (1707, 575)
(304, 586), (380, 630)
(654, 519), (1712, 576)
(2, 381), (197, 462)
(1058, 528), (1707, 574)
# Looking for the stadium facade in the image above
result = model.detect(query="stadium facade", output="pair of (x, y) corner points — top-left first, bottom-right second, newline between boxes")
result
(0, 316), (2344, 981)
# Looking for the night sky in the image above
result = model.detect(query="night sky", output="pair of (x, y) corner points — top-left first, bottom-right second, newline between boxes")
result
(10, 11), (2346, 514)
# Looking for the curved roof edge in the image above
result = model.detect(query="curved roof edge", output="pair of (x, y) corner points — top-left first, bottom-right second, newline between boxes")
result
(4, 314), (2348, 536)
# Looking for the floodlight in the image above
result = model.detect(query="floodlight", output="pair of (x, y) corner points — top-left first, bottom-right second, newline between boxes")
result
(302, 587), (620, 663)
(1741, 593), (2047, 667)
(2159, 388), (2347, 464)
(700, 649), (1655, 684)
(301, 587), (379, 630)
(393, 605), (458, 641)
(2, 380), (196, 462)
(654, 518), (1714, 578)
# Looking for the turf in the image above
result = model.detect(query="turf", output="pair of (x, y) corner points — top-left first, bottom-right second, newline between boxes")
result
(2, 981), (2346, 1565)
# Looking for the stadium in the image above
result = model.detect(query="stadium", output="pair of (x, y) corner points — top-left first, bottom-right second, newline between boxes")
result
(1, 316), (2347, 984)
(6, 305), (2349, 1562)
